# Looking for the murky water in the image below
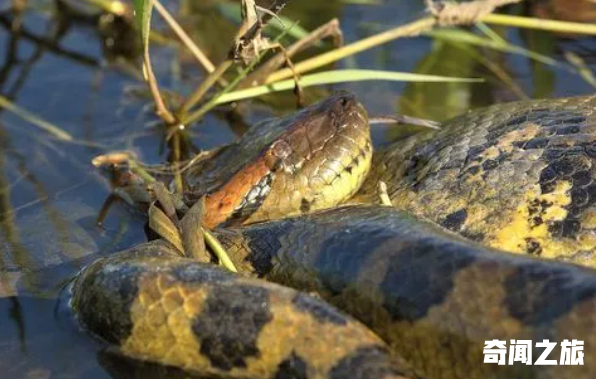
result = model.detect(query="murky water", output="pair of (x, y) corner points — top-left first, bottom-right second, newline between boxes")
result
(1, 0), (596, 378)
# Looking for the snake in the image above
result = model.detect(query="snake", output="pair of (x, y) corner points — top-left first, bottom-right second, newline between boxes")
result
(69, 92), (596, 379)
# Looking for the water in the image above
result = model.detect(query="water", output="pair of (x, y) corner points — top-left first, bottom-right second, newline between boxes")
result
(1, 0), (596, 377)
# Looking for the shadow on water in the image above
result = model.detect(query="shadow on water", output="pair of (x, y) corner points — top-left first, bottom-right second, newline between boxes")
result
(1, 0), (596, 378)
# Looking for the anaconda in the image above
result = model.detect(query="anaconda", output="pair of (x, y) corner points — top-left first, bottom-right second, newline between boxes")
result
(71, 92), (596, 379)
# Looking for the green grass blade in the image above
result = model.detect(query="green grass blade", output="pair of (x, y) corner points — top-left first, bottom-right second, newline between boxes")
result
(214, 69), (482, 105)
(133, 0), (153, 48)
(204, 229), (237, 273)
(475, 22), (507, 45)
(0, 95), (72, 141)
(484, 14), (596, 35)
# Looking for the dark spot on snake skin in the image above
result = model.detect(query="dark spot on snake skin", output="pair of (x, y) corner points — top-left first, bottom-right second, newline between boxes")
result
(567, 146), (589, 157)
(539, 155), (584, 195)
(539, 166), (557, 186)
(556, 125), (581, 135)
(569, 206), (583, 218)
(540, 111), (585, 128)
(191, 284), (272, 370)
(440, 209), (467, 231)
(461, 230), (485, 241)
(300, 198), (312, 213)
(292, 293), (347, 325)
(523, 137), (549, 150)
(585, 144), (596, 158)
(543, 148), (566, 161)
(465, 144), (487, 163)
(482, 159), (498, 171)
(329, 346), (402, 379)
(239, 221), (297, 276)
(170, 264), (234, 285)
(484, 108), (577, 144)
(74, 262), (142, 344)
(549, 157), (576, 176)
(561, 115), (587, 125)
(504, 263), (596, 326)
(404, 155), (424, 178)
(537, 149), (596, 240)
(525, 238), (542, 255)
(273, 352), (309, 379)
(571, 187), (590, 207)
(314, 227), (396, 295)
(573, 170), (592, 187)
(549, 218), (581, 238)
(462, 165), (481, 177)
(541, 181), (556, 194)
(379, 239), (475, 322)
(587, 184), (596, 201)
(345, 165), (353, 174)
(528, 200), (550, 222)
(512, 140), (526, 149)
(505, 114), (528, 127)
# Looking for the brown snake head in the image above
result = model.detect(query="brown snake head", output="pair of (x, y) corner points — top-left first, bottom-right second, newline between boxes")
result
(201, 92), (372, 228)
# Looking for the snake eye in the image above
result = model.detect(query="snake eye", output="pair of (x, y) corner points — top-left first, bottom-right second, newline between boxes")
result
(264, 140), (292, 171)
(271, 140), (292, 159)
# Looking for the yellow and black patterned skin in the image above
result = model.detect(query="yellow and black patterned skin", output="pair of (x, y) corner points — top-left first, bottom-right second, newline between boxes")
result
(71, 240), (409, 379)
(217, 205), (596, 379)
(73, 93), (596, 379)
(356, 95), (596, 265)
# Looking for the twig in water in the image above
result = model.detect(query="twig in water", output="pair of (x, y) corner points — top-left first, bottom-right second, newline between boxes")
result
(137, 0), (176, 124)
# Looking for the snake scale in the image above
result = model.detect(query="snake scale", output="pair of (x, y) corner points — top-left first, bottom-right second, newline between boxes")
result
(70, 92), (596, 379)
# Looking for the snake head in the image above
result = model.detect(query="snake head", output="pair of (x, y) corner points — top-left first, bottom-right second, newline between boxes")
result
(203, 91), (372, 228)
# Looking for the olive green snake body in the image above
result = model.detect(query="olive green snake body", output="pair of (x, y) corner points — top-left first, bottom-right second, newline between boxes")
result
(71, 93), (596, 379)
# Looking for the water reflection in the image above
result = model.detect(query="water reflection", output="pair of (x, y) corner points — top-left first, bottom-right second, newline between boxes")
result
(0, 296), (106, 379)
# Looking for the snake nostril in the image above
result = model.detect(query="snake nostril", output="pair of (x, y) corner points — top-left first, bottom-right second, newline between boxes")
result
(340, 97), (350, 109)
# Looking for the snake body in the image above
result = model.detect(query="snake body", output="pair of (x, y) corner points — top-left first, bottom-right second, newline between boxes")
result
(218, 205), (596, 379)
(356, 95), (596, 265)
(72, 239), (407, 379)
(72, 93), (596, 379)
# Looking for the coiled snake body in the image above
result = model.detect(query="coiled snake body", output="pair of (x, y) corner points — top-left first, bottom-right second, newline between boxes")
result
(71, 93), (596, 379)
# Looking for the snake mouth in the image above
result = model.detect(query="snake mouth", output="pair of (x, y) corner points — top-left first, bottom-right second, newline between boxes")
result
(203, 91), (372, 228)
